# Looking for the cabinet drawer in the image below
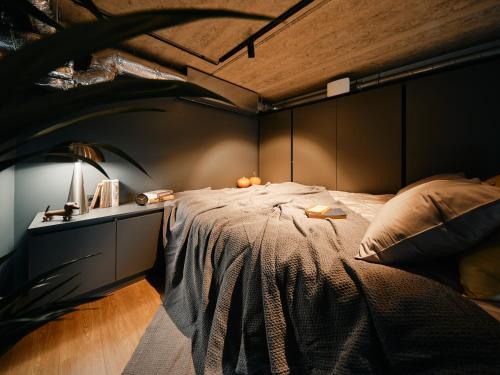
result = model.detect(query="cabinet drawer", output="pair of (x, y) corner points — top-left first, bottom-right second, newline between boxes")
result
(116, 212), (162, 280)
(29, 222), (116, 299)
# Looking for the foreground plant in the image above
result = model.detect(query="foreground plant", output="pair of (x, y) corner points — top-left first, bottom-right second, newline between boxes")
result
(0, 2), (272, 356)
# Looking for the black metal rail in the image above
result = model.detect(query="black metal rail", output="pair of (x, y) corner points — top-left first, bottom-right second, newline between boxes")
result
(217, 0), (314, 63)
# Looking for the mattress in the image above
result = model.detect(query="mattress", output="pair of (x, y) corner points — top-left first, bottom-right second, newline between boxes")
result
(162, 183), (500, 374)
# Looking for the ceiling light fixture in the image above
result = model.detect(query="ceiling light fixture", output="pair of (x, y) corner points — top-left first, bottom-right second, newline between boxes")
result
(247, 40), (255, 58)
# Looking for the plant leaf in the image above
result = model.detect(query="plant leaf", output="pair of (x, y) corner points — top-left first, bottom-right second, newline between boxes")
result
(91, 143), (150, 177)
(0, 106), (166, 157)
(45, 153), (110, 178)
(12, 274), (81, 316)
(0, 9), (272, 101)
(71, 0), (105, 19)
(0, 147), (110, 177)
(41, 294), (107, 311)
(3, 0), (63, 31)
(0, 250), (15, 267)
(0, 253), (99, 311)
(0, 78), (231, 142)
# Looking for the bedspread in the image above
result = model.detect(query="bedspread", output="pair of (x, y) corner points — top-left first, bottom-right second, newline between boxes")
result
(163, 183), (500, 374)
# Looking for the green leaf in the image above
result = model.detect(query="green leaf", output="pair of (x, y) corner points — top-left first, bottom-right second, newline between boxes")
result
(0, 147), (110, 177)
(91, 143), (150, 177)
(0, 250), (15, 267)
(0, 78), (231, 142)
(71, 0), (105, 19)
(0, 9), (272, 100)
(45, 152), (110, 178)
(0, 253), (99, 311)
(0, 106), (166, 157)
(39, 294), (106, 311)
(3, 0), (63, 31)
(12, 274), (81, 316)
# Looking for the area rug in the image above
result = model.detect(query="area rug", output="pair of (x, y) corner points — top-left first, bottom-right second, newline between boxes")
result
(123, 305), (195, 375)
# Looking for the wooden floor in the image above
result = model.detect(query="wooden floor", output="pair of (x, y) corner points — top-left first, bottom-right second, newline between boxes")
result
(0, 279), (161, 375)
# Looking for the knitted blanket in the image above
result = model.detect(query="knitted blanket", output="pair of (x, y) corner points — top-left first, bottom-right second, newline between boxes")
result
(162, 183), (500, 374)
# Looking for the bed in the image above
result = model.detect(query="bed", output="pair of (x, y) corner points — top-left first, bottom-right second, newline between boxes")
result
(161, 182), (500, 374)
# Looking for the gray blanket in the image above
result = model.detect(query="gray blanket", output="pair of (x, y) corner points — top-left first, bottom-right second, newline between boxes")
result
(163, 183), (500, 374)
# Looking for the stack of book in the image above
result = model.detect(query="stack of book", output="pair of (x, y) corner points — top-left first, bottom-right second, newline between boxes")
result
(305, 205), (347, 219)
(90, 179), (119, 209)
(136, 189), (174, 205)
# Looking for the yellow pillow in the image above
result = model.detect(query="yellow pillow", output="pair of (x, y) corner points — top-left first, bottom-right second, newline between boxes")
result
(459, 230), (500, 301)
(483, 174), (500, 188)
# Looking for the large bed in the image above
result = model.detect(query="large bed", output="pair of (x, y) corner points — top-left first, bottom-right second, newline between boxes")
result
(161, 182), (500, 374)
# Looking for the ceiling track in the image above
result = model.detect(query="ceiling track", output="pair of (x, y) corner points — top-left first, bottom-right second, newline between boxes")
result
(217, 0), (314, 63)
(266, 39), (500, 112)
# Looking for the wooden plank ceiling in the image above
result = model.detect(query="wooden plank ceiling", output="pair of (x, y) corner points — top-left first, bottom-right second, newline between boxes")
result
(58, 0), (500, 102)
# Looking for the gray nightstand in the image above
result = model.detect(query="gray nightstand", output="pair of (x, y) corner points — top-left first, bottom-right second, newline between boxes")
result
(27, 202), (165, 300)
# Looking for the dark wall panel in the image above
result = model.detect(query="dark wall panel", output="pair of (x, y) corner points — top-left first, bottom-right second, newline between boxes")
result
(406, 59), (500, 183)
(337, 85), (402, 194)
(293, 100), (337, 189)
(259, 110), (292, 183)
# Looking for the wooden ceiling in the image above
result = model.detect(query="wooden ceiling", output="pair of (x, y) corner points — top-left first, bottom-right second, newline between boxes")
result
(58, 0), (500, 102)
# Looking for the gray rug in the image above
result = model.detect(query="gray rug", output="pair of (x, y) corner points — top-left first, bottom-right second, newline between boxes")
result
(123, 305), (195, 375)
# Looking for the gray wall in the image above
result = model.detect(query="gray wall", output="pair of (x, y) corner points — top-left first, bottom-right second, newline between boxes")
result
(0, 167), (15, 256)
(14, 97), (258, 249)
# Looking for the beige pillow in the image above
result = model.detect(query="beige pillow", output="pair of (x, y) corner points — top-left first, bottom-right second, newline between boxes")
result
(357, 179), (500, 264)
(397, 173), (472, 195)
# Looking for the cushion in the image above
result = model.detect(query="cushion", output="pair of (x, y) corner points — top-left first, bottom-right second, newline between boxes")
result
(397, 173), (468, 195)
(459, 230), (500, 301)
(357, 179), (500, 264)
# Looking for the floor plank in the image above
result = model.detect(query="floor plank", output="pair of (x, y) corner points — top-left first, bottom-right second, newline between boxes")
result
(0, 279), (161, 375)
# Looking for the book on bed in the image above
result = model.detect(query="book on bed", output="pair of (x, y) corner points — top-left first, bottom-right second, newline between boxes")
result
(306, 205), (347, 219)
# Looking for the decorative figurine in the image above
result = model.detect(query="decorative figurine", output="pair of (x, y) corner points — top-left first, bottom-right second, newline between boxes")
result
(43, 202), (80, 222)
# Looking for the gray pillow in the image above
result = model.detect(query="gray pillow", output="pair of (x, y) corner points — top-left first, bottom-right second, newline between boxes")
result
(357, 179), (500, 264)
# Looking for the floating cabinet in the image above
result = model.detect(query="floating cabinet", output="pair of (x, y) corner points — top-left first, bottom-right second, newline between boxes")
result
(259, 110), (292, 183)
(337, 85), (402, 194)
(29, 222), (116, 300)
(293, 100), (337, 189)
(28, 203), (164, 300)
(116, 212), (162, 280)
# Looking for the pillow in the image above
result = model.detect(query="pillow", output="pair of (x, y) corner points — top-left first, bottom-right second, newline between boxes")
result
(397, 173), (468, 195)
(459, 230), (500, 301)
(483, 174), (500, 188)
(357, 179), (500, 264)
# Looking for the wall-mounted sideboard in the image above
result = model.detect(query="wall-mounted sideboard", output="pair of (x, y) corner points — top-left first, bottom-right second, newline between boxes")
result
(259, 58), (500, 193)
(27, 203), (164, 300)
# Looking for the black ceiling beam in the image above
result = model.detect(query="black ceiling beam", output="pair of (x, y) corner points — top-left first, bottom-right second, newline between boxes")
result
(217, 0), (314, 63)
